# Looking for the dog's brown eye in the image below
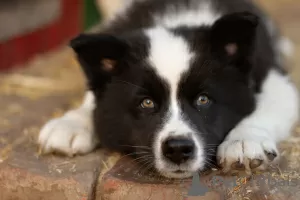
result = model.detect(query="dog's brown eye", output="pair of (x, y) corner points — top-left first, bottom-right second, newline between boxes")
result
(195, 95), (210, 106)
(141, 98), (155, 109)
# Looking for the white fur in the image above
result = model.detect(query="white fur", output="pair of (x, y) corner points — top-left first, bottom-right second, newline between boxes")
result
(155, 2), (220, 28)
(38, 91), (98, 156)
(146, 28), (193, 93)
(217, 69), (299, 173)
(145, 3), (220, 177)
(279, 37), (294, 58)
(153, 114), (205, 178)
(37, 0), (299, 179)
(146, 28), (205, 178)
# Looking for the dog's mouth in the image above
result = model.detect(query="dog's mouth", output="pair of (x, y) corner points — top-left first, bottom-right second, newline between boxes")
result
(174, 170), (185, 173)
(152, 153), (216, 179)
(159, 169), (195, 179)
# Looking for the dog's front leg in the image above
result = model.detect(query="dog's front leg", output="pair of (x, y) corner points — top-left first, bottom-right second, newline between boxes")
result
(38, 91), (98, 156)
(217, 69), (299, 173)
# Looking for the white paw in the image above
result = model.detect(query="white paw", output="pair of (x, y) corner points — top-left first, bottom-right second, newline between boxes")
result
(217, 131), (279, 174)
(38, 109), (98, 157)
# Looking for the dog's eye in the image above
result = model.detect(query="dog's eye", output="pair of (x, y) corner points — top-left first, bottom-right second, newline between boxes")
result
(140, 98), (155, 109)
(195, 95), (210, 108)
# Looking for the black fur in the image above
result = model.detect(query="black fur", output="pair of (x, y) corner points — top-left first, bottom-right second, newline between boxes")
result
(70, 0), (285, 174)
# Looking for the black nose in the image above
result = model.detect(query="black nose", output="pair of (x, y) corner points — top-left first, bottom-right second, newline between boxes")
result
(162, 138), (195, 164)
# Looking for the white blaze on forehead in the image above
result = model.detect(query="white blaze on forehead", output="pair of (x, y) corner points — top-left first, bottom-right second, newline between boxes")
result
(154, 2), (220, 28)
(145, 27), (194, 132)
(146, 28), (205, 177)
(145, 27), (193, 121)
(145, 28), (193, 102)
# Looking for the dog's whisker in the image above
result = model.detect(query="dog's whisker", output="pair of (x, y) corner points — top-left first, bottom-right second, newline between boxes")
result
(134, 159), (154, 177)
(130, 155), (153, 164)
(117, 153), (152, 169)
(118, 151), (150, 160)
(120, 145), (152, 150)
(138, 160), (154, 176)
(204, 161), (214, 170)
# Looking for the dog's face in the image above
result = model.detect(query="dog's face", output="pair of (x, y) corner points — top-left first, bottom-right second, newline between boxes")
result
(71, 12), (258, 178)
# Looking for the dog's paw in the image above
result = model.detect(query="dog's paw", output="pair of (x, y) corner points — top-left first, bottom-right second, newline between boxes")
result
(217, 137), (279, 174)
(38, 110), (98, 157)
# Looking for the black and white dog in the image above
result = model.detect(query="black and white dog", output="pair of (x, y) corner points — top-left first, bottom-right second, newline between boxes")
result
(38, 0), (299, 179)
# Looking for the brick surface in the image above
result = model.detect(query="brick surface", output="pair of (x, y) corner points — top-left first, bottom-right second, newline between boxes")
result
(0, 48), (109, 200)
(97, 155), (300, 200)
(1, 0), (300, 200)
(97, 157), (186, 200)
(0, 93), (108, 200)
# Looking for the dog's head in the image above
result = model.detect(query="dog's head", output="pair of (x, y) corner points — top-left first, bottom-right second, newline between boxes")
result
(70, 12), (258, 178)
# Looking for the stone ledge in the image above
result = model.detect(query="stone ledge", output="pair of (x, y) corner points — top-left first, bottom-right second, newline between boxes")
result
(98, 155), (300, 200)
(0, 92), (107, 200)
(0, 162), (97, 200)
(0, 48), (106, 199)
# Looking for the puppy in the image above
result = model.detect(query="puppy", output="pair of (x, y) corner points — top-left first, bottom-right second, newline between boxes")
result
(38, 0), (299, 178)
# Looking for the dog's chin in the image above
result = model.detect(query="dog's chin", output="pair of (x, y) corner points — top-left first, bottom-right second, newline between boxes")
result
(154, 158), (205, 179)
(159, 170), (194, 179)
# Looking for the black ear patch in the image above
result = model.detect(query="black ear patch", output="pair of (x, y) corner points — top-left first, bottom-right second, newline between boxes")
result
(70, 33), (128, 72)
(69, 33), (129, 90)
(70, 33), (128, 57)
(210, 12), (259, 61)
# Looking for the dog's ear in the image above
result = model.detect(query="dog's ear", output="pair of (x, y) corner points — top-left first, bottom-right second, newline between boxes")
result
(70, 33), (129, 91)
(210, 12), (259, 74)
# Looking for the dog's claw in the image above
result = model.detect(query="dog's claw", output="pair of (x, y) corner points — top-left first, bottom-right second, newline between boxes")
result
(250, 159), (263, 169)
(265, 151), (277, 161)
(231, 161), (245, 170)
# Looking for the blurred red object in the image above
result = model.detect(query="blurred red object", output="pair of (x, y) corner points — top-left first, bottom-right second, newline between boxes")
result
(0, 0), (83, 71)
